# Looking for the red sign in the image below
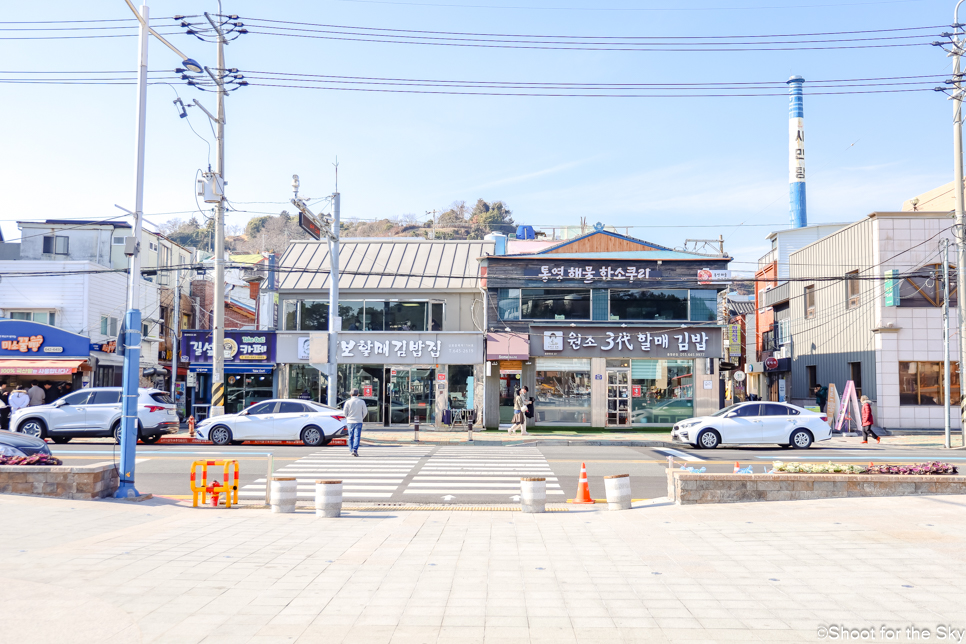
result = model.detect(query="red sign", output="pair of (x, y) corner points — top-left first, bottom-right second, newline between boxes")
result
(363, 385), (373, 397)
(390, 369), (397, 376)
(437, 374), (446, 381)
(632, 385), (642, 397)
(764, 357), (779, 370)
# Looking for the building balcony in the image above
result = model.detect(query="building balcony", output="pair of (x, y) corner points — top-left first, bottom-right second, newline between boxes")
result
(758, 248), (777, 271)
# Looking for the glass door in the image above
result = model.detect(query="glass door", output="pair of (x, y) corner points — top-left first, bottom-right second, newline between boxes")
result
(351, 365), (382, 424)
(385, 367), (411, 425)
(410, 367), (435, 424)
(607, 370), (630, 426)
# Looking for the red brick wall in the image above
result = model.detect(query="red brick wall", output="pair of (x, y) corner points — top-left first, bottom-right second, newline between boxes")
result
(190, 280), (254, 330)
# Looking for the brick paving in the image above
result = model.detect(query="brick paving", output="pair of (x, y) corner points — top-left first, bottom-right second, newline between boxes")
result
(1, 492), (965, 642)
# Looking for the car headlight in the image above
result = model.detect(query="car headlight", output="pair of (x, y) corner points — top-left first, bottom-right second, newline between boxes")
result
(0, 445), (27, 458)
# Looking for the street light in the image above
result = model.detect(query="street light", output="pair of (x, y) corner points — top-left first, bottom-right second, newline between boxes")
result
(114, 1), (200, 498)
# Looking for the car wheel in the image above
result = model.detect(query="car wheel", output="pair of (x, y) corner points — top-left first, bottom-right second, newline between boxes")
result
(790, 429), (813, 449)
(114, 421), (144, 444)
(696, 429), (721, 449)
(19, 419), (47, 439)
(301, 425), (324, 447)
(51, 436), (72, 444)
(209, 425), (233, 446)
(140, 434), (161, 444)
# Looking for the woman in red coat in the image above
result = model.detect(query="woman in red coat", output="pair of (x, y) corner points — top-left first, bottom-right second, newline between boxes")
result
(860, 395), (880, 444)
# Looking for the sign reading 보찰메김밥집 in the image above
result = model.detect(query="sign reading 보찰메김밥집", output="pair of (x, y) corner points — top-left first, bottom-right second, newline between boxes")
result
(334, 332), (484, 365)
(530, 326), (722, 359)
(180, 331), (276, 364)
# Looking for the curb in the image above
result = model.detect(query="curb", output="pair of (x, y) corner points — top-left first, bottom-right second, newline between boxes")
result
(156, 437), (348, 446)
(359, 437), (680, 448)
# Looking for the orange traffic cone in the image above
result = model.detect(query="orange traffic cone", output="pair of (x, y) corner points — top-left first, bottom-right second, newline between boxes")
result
(733, 462), (741, 474)
(573, 462), (595, 504)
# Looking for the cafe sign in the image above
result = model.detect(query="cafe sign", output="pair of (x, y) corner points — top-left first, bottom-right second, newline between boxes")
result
(531, 325), (723, 359)
(181, 330), (276, 364)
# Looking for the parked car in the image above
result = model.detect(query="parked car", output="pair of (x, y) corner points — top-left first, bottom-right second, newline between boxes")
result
(0, 429), (52, 457)
(671, 401), (831, 449)
(11, 387), (179, 444)
(193, 399), (348, 446)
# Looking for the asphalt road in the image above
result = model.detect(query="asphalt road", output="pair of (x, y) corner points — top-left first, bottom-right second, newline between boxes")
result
(49, 439), (966, 504)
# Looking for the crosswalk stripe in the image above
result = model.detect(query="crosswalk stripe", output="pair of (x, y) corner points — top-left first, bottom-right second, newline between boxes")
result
(403, 489), (566, 495)
(412, 476), (558, 481)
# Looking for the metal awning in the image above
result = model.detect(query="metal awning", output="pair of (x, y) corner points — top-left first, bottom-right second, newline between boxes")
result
(0, 359), (87, 376)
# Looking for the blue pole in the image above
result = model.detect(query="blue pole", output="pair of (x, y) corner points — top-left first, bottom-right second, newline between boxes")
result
(787, 75), (807, 228)
(117, 309), (142, 497)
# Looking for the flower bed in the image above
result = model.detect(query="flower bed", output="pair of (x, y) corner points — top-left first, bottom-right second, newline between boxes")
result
(0, 454), (62, 466)
(771, 461), (958, 475)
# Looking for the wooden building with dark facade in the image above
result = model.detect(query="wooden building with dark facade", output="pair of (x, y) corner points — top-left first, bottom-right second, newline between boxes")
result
(481, 226), (731, 429)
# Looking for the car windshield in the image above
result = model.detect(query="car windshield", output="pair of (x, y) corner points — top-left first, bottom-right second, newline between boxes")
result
(711, 404), (742, 417)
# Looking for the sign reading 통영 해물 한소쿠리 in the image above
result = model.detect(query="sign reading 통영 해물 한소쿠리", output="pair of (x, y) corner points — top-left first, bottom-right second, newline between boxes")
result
(530, 325), (723, 359)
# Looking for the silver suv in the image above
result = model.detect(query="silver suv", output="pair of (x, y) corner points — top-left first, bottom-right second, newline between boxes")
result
(11, 387), (179, 444)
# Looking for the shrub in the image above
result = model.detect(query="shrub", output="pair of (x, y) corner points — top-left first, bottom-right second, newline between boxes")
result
(0, 454), (63, 466)
(865, 461), (958, 475)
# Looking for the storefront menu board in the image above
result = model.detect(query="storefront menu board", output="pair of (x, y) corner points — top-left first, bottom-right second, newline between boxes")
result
(181, 331), (276, 364)
(531, 325), (722, 359)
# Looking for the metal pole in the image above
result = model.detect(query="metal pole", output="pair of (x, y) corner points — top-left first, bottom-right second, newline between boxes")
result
(327, 192), (340, 406)
(116, 3), (149, 498)
(943, 239), (952, 448)
(954, 1), (966, 446)
(171, 267), (180, 405)
(210, 16), (227, 417)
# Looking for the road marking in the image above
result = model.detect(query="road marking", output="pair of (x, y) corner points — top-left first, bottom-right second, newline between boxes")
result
(404, 489), (566, 495)
(654, 448), (705, 462)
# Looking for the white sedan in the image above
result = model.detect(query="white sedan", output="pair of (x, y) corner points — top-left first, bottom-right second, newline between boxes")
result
(194, 399), (348, 446)
(671, 401), (831, 449)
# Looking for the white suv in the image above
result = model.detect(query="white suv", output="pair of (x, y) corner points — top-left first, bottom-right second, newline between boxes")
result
(12, 387), (180, 444)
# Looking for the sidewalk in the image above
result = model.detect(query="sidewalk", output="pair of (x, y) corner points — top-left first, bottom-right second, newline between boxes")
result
(1, 493), (965, 643)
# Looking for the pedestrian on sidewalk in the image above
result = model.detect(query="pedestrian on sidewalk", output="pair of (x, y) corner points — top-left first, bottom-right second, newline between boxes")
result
(508, 386), (529, 435)
(860, 395), (881, 444)
(27, 380), (45, 407)
(0, 382), (9, 430)
(813, 384), (828, 412)
(343, 388), (368, 457)
(8, 387), (29, 416)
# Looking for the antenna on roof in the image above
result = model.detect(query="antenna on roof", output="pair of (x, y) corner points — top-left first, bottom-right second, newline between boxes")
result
(333, 156), (339, 193)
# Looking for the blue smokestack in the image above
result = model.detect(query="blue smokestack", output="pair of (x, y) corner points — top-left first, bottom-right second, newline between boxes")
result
(787, 75), (807, 228)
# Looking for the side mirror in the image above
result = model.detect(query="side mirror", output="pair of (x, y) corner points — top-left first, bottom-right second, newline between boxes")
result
(53, 399), (67, 407)
(725, 412), (737, 418)
(238, 409), (249, 416)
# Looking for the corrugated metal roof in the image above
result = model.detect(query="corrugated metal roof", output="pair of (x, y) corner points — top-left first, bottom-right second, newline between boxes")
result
(278, 239), (493, 291)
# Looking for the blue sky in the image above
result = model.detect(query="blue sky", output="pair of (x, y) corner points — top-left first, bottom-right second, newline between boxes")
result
(0, 0), (955, 273)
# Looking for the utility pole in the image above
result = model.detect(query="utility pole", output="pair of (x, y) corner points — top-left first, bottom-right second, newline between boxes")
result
(170, 267), (181, 407)
(115, 0), (201, 499)
(290, 170), (341, 407)
(943, 239), (952, 448)
(205, 10), (228, 417)
(427, 209), (438, 240)
(953, 1), (966, 445)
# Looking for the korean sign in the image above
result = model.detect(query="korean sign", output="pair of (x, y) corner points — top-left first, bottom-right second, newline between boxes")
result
(0, 319), (90, 358)
(332, 332), (484, 365)
(530, 325), (722, 359)
(181, 331), (276, 364)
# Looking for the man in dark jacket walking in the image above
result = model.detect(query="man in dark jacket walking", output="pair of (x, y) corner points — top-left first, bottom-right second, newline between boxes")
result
(813, 385), (828, 412)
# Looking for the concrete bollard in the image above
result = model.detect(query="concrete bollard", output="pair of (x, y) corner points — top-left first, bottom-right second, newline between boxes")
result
(520, 477), (546, 513)
(604, 474), (632, 510)
(414, 418), (419, 443)
(271, 477), (297, 513)
(315, 480), (343, 517)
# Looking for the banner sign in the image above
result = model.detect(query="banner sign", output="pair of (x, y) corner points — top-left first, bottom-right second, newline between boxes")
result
(335, 332), (484, 365)
(0, 319), (91, 358)
(181, 330), (276, 364)
(530, 325), (722, 359)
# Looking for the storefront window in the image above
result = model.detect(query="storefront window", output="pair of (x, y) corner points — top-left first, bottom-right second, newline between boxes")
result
(448, 365), (475, 410)
(339, 301), (365, 330)
(386, 302), (427, 331)
(289, 364), (326, 404)
(631, 359), (694, 424)
(348, 365), (383, 422)
(498, 288), (521, 320)
(431, 302), (444, 331)
(899, 361), (961, 405)
(521, 289), (591, 320)
(225, 373), (274, 414)
(534, 358), (592, 424)
(609, 289), (688, 321)
(283, 300), (298, 330)
(364, 302), (386, 330)
(689, 290), (718, 322)
(300, 301), (329, 331)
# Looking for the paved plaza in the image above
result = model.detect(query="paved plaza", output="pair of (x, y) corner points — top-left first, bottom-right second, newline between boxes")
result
(1, 492), (965, 643)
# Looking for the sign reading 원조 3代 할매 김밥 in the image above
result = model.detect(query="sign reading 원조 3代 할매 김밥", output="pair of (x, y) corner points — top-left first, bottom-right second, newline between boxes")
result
(530, 326), (723, 359)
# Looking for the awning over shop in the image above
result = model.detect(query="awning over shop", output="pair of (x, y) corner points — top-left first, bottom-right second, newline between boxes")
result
(486, 332), (530, 361)
(0, 359), (87, 376)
